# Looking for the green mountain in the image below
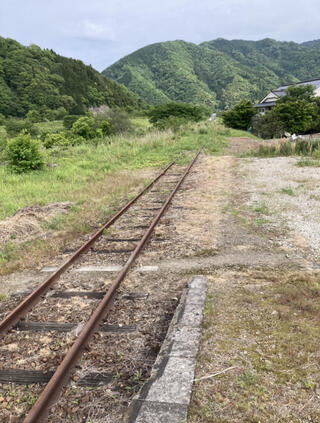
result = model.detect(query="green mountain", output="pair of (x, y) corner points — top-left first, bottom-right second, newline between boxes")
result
(301, 40), (320, 49)
(0, 37), (145, 117)
(103, 38), (320, 110)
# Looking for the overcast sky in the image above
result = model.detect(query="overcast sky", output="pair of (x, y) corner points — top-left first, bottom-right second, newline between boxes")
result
(1, 0), (319, 71)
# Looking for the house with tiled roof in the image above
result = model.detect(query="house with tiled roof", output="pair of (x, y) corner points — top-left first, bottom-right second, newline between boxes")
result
(254, 78), (320, 114)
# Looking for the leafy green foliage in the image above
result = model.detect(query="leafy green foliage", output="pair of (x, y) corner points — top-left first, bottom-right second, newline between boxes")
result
(252, 112), (285, 139)
(222, 100), (256, 130)
(6, 132), (44, 173)
(103, 38), (320, 110)
(71, 116), (95, 139)
(43, 133), (69, 149)
(273, 100), (318, 134)
(0, 37), (146, 118)
(148, 102), (209, 129)
(5, 118), (38, 137)
(63, 115), (79, 130)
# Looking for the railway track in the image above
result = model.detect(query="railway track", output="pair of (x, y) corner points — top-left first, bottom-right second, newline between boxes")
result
(0, 152), (200, 422)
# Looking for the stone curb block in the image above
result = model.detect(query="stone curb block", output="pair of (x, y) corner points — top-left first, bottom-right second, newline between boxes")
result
(126, 275), (208, 423)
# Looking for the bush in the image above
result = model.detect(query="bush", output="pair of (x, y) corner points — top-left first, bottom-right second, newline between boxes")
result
(99, 120), (111, 136)
(5, 118), (39, 137)
(43, 133), (69, 149)
(252, 112), (285, 139)
(222, 100), (256, 130)
(93, 109), (132, 135)
(63, 115), (81, 130)
(26, 110), (41, 123)
(0, 113), (6, 126)
(154, 116), (188, 132)
(6, 132), (44, 173)
(148, 102), (209, 127)
(71, 116), (95, 139)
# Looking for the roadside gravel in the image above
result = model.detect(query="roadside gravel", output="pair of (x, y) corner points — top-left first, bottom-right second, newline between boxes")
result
(241, 157), (320, 261)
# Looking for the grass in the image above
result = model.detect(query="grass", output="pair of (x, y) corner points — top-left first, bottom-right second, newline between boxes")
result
(247, 138), (320, 159)
(280, 187), (295, 196)
(253, 203), (270, 215)
(0, 119), (252, 274)
(34, 120), (64, 134)
(0, 120), (245, 221)
(296, 158), (320, 167)
(188, 270), (320, 422)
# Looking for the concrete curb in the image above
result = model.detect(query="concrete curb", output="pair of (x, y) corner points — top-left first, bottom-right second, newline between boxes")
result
(126, 275), (208, 423)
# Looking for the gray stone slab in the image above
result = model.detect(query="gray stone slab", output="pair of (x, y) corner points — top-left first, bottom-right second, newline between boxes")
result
(146, 356), (195, 405)
(184, 288), (206, 306)
(75, 265), (122, 272)
(41, 265), (159, 273)
(189, 275), (208, 291)
(168, 326), (201, 358)
(136, 266), (159, 272)
(176, 302), (204, 328)
(126, 276), (208, 423)
(41, 266), (59, 272)
(131, 401), (188, 423)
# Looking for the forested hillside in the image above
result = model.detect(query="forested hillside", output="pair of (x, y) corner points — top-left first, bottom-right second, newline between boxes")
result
(103, 38), (320, 110)
(0, 37), (145, 117)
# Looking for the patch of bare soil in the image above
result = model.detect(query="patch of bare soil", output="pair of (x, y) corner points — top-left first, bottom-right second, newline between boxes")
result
(227, 137), (260, 155)
(0, 202), (72, 245)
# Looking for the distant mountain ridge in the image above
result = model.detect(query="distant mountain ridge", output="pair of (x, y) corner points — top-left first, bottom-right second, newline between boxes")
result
(103, 38), (320, 110)
(0, 37), (145, 117)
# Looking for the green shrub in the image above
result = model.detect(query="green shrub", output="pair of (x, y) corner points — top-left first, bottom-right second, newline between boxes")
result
(99, 120), (111, 136)
(0, 113), (6, 126)
(26, 110), (41, 123)
(63, 115), (81, 130)
(5, 118), (39, 137)
(154, 116), (188, 132)
(43, 133), (69, 149)
(6, 132), (44, 173)
(252, 112), (285, 139)
(67, 134), (86, 146)
(71, 116), (95, 139)
(222, 100), (256, 130)
(148, 102), (209, 127)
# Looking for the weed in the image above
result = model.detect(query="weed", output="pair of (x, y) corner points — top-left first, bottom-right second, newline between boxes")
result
(280, 187), (294, 196)
(254, 203), (270, 215)
(296, 158), (320, 167)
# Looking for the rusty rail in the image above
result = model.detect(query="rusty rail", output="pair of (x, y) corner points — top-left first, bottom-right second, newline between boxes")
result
(0, 161), (174, 336)
(23, 151), (200, 422)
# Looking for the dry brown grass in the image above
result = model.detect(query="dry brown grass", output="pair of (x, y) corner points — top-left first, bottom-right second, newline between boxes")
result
(188, 269), (320, 423)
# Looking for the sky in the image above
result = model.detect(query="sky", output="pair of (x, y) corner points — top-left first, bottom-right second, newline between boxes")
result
(1, 0), (320, 71)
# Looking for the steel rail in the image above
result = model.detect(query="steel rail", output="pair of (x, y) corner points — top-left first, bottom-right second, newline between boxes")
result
(0, 161), (174, 336)
(23, 151), (200, 423)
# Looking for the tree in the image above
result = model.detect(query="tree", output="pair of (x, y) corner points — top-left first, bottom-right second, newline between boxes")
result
(272, 100), (318, 134)
(271, 84), (319, 134)
(148, 102), (210, 127)
(252, 112), (285, 139)
(221, 100), (256, 130)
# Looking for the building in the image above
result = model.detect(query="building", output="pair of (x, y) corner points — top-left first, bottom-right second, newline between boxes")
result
(254, 78), (320, 114)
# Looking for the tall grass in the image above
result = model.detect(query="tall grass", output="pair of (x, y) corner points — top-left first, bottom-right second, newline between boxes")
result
(0, 120), (237, 220)
(252, 138), (320, 158)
